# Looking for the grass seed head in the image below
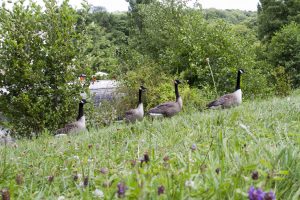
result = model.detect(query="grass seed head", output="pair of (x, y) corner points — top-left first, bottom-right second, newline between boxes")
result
(251, 171), (259, 180)
(1, 188), (10, 200)
(84, 176), (89, 187)
(15, 174), (23, 185)
(47, 175), (54, 183)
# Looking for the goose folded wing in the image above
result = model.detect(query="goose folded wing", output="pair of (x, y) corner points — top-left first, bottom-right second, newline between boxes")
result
(149, 102), (177, 114)
(207, 94), (234, 107)
(56, 122), (78, 134)
(125, 109), (137, 121)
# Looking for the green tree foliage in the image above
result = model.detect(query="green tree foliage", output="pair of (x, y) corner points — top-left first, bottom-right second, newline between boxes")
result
(204, 8), (257, 29)
(122, 0), (269, 100)
(126, 0), (155, 31)
(78, 6), (129, 75)
(257, 0), (300, 42)
(268, 22), (300, 87)
(0, 0), (90, 136)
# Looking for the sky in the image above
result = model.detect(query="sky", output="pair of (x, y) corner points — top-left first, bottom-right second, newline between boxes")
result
(2, 0), (260, 12)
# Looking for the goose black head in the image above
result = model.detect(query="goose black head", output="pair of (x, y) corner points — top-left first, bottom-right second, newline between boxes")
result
(80, 99), (87, 105)
(140, 85), (147, 92)
(174, 80), (181, 84)
(238, 69), (245, 74)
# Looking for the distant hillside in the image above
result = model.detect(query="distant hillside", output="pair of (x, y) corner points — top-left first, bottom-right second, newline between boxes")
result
(203, 8), (257, 28)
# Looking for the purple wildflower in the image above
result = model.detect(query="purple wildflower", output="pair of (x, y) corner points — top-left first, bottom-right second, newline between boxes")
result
(252, 171), (259, 180)
(144, 152), (150, 163)
(264, 191), (276, 200)
(117, 182), (127, 198)
(191, 144), (197, 151)
(83, 176), (89, 187)
(100, 167), (108, 174)
(248, 186), (265, 200)
(158, 185), (165, 195)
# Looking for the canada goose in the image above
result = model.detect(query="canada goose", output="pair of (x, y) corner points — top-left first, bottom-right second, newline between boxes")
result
(55, 99), (87, 135)
(125, 86), (147, 123)
(148, 80), (182, 117)
(207, 69), (245, 109)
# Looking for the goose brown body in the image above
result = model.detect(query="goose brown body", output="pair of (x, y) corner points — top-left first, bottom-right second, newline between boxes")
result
(207, 69), (244, 109)
(125, 86), (146, 123)
(55, 99), (87, 135)
(148, 80), (182, 117)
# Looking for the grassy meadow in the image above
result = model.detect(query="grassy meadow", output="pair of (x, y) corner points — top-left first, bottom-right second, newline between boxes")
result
(1, 91), (300, 199)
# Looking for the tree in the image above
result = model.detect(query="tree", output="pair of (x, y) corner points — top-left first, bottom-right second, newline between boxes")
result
(0, 0), (91, 136)
(121, 0), (270, 99)
(257, 0), (300, 42)
(268, 22), (300, 87)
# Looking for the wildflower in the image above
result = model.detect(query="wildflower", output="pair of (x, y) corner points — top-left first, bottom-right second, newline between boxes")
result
(100, 168), (108, 174)
(215, 168), (220, 175)
(1, 188), (10, 200)
(191, 144), (197, 151)
(248, 186), (265, 200)
(163, 156), (169, 162)
(57, 196), (65, 200)
(206, 58), (210, 63)
(185, 180), (195, 189)
(130, 160), (136, 167)
(158, 185), (165, 195)
(93, 189), (104, 198)
(16, 174), (23, 185)
(264, 191), (276, 200)
(117, 182), (127, 198)
(143, 152), (150, 163)
(48, 175), (54, 183)
(73, 174), (79, 181)
(252, 171), (259, 180)
(84, 176), (89, 187)
(73, 155), (80, 160)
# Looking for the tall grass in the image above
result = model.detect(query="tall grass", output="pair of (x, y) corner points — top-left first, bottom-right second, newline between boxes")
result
(0, 91), (299, 199)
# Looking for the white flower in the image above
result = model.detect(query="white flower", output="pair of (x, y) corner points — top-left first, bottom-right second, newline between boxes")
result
(73, 155), (80, 160)
(57, 196), (65, 200)
(93, 189), (104, 198)
(78, 181), (84, 188)
(185, 180), (195, 188)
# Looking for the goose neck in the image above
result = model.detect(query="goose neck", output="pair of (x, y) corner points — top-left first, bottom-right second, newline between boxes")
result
(175, 83), (180, 99)
(138, 89), (142, 104)
(76, 103), (84, 121)
(235, 71), (242, 90)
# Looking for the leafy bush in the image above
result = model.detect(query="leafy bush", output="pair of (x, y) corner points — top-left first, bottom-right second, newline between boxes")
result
(271, 66), (292, 96)
(0, 0), (91, 136)
(123, 0), (271, 103)
(268, 22), (300, 88)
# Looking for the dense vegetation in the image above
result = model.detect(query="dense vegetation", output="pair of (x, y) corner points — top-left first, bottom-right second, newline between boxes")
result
(0, 90), (299, 199)
(0, 0), (299, 134)
(1, 0), (300, 199)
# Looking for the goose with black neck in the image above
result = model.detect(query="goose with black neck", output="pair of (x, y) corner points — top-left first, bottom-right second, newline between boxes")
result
(55, 99), (87, 135)
(207, 69), (245, 109)
(125, 85), (147, 123)
(148, 80), (183, 117)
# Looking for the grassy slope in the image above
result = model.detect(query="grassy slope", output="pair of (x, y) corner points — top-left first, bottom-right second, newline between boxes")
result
(1, 91), (300, 199)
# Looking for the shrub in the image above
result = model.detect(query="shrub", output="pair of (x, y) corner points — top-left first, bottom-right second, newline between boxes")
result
(271, 66), (292, 97)
(268, 22), (300, 88)
(0, 0), (91, 137)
